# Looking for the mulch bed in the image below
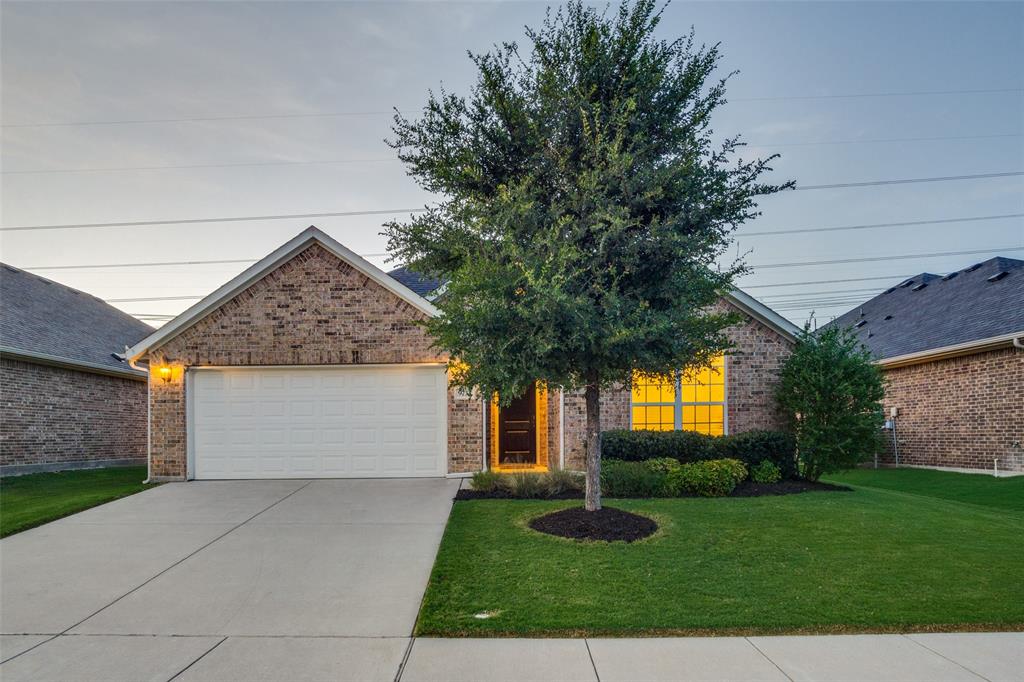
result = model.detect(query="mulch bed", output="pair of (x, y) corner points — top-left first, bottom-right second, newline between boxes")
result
(455, 478), (850, 501)
(528, 506), (658, 542)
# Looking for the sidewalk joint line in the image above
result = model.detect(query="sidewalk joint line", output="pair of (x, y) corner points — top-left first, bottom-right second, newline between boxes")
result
(584, 638), (601, 682)
(901, 634), (993, 682)
(745, 637), (795, 682)
(167, 636), (228, 681)
(394, 637), (415, 682)
(56, 480), (314, 636)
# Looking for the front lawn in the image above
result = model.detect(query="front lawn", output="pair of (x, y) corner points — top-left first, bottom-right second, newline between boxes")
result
(1, 466), (152, 538)
(417, 482), (1024, 636)
(824, 467), (1024, 512)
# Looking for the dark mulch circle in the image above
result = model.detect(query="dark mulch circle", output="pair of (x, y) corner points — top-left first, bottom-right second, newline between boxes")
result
(731, 479), (851, 497)
(528, 506), (658, 542)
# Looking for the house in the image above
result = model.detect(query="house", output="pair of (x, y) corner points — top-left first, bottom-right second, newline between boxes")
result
(829, 256), (1024, 473)
(0, 264), (154, 475)
(124, 226), (799, 481)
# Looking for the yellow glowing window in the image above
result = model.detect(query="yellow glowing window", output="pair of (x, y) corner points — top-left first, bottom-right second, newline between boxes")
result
(631, 355), (726, 434)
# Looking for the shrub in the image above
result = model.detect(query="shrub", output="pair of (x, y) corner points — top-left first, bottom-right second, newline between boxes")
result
(500, 472), (550, 499)
(600, 460), (667, 498)
(643, 457), (682, 475)
(545, 468), (585, 495)
(602, 429), (796, 477)
(470, 470), (503, 492)
(776, 325), (886, 480)
(750, 460), (781, 484)
(666, 459), (744, 497)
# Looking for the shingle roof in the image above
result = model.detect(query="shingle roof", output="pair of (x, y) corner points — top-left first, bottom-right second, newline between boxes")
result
(827, 256), (1024, 360)
(0, 263), (153, 372)
(386, 266), (444, 298)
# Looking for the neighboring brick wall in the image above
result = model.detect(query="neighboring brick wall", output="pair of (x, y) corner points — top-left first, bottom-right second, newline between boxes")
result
(879, 347), (1024, 471)
(146, 244), (482, 478)
(558, 298), (794, 469)
(0, 358), (146, 471)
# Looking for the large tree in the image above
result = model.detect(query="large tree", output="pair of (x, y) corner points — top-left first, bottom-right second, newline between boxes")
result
(385, 0), (791, 511)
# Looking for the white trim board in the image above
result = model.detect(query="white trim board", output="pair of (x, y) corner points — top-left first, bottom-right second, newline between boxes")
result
(126, 226), (438, 363)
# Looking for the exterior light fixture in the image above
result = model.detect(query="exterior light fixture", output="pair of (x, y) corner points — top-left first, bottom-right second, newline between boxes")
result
(159, 365), (172, 383)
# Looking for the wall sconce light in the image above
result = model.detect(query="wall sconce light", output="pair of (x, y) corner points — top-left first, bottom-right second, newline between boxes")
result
(158, 365), (172, 383)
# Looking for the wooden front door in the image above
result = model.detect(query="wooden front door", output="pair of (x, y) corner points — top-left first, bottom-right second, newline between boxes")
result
(498, 382), (537, 466)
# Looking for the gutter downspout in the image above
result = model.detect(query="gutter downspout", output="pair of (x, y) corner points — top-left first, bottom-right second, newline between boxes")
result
(127, 352), (152, 484)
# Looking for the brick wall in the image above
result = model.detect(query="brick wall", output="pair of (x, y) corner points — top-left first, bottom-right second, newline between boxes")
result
(558, 298), (793, 469)
(146, 243), (483, 478)
(879, 346), (1024, 471)
(0, 358), (147, 472)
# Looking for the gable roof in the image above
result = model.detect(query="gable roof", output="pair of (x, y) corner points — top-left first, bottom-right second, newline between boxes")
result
(125, 226), (439, 363)
(0, 263), (153, 377)
(386, 267), (800, 342)
(827, 256), (1024, 362)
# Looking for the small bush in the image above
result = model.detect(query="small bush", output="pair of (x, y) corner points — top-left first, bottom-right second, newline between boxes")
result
(602, 429), (797, 478)
(545, 468), (585, 495)
(470, 470), (503, 492)
(600, 460), (667, 498)
(750, 460), (782, 484)
(666, 459), (744, 497)
(643, 457), (682, 475)
(500, 472), (550, 499)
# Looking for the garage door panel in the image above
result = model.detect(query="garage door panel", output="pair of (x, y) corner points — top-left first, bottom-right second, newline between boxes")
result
(190, 366), (447, 479)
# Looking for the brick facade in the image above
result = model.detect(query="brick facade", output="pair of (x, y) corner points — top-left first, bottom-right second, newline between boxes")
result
(0, 358), (147, 473)
(550, 298), (794, 470)
(144, 243), (483, 479)
(878, 347), (1024, 471)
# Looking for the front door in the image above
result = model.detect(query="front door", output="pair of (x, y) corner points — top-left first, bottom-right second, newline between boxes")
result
(498, 382), (537, 466)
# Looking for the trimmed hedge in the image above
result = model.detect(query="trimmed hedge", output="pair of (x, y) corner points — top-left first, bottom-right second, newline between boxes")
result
(602, 429), (797, 478)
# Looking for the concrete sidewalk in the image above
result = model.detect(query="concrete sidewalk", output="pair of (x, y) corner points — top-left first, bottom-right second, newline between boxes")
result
(398, 633), (1022, 682)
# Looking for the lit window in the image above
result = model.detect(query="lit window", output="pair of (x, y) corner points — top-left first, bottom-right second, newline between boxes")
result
(631, 355), (725, 435)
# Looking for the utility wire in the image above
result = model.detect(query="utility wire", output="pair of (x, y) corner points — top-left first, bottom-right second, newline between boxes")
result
(737, 213), (1022, 237)
(4, 87), (1020, 128)
(0, 210), (426, 232)
(748, 132), (1023, 148)
(23, 246), (1022, 273)
(740, 274), (915, 289)
(792, 171), (1023, 191)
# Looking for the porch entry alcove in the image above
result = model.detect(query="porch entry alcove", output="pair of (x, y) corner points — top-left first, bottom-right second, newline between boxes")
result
(489, 382), (549, 472)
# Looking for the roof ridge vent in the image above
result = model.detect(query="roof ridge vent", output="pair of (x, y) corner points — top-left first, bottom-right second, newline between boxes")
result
(898, 279), (915, 288)
(941, 271), (959, 281)
(911, 282), (927, 291)
(883, 286), (896, 294)
(987, 271), (1009, 282)
(963, 262), (983, 273)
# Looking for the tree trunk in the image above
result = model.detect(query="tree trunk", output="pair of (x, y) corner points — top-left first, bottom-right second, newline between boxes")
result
(584, 374), (602, 512)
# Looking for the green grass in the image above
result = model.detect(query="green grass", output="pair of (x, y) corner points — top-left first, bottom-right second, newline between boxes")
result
(824, 467), (1024, 512)
(1, 466), (152, 538)
(418, 485), (1024, 636)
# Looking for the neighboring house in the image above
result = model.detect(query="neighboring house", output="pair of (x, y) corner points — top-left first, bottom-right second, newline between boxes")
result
(829, 256), (1024, 473)
(0, 264), (154, 475)
(125, 226), (798, 481)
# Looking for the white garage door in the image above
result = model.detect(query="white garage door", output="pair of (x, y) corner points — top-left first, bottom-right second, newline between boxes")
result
(189, 365), (447, 479)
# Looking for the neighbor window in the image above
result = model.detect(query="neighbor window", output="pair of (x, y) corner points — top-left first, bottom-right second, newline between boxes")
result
(631, 355), (726, 435)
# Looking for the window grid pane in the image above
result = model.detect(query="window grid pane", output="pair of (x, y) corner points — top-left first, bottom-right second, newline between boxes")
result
(631, 356), (726, 434)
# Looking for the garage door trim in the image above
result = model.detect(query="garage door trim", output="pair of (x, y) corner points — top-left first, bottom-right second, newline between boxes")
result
(185, 363), (448, 480)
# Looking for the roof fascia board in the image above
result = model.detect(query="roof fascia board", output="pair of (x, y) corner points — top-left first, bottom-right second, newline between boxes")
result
(126, 227), (438, 362)
(725, 288), (801, 342)
(876, 330), (1024, 369)
(0, 346), (146, 380)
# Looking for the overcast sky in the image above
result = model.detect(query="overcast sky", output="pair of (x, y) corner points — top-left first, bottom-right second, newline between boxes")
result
(2, 1), (1022, 329)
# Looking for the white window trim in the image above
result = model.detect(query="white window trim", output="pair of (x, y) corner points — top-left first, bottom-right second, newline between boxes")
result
(629, 356), (729, 435)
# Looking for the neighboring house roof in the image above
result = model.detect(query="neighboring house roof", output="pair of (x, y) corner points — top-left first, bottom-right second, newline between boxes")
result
(827, 256), (1024, 363)
(385, 266), (800, 342)
(125, 226), (439, 363)
(0, 263), (153, 378)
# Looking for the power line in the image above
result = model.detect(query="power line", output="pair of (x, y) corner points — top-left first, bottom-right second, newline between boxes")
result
(0, 210), (426, 232)
(756, 246), (1023, 270)
(792, 171), (1023, 191)
(5, 87), (1019, 129)
(739, 274), (915, 289)
(8, 135), (1022, 176)
(23, 245), (1021, 273)
(738, 213), (1022, 237)
(106, 295), (206, 303)
(1, 158), (401, 176)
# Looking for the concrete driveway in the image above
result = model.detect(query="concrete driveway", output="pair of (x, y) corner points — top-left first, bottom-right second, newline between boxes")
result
(0, 477), (460, 681)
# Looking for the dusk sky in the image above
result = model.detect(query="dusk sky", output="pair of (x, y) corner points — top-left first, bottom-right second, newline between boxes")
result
(2, 1), (1022, 329)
